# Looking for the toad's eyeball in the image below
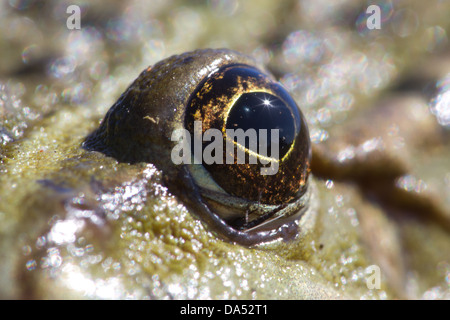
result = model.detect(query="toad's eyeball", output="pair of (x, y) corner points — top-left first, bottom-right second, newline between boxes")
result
(83, 49), (311, 246)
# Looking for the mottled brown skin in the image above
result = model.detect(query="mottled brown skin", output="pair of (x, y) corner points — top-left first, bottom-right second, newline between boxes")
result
(84, 48), (310, 246)
(84, 49), (254, 168)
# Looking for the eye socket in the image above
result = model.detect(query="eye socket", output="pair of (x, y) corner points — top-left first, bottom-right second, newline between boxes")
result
(185, 64), (311, 229)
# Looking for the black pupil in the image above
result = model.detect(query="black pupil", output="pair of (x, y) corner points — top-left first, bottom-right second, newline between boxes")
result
(226, 92), (298, 159)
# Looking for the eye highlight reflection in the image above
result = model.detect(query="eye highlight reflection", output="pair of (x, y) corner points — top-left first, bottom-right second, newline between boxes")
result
(225, 91), (299, 159)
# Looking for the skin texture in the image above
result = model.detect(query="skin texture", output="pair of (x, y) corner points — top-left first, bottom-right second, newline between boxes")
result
(0, 0), (449, 300)
(1, 47), (448, 299)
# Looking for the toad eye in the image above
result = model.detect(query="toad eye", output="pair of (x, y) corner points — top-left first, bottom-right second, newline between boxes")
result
(226, 91), (297, 159)
(83, 49), (311, 246)
(184, 64), (311, 239)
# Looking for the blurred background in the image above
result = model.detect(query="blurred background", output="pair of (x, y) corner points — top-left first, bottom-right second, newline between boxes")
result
(1, 0), (449, 143)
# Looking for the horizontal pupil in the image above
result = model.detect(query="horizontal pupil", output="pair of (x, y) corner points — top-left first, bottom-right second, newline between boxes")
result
(226, 92), (297, 158)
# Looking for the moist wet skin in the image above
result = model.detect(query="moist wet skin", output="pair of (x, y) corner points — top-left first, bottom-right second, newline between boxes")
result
(1, 1), (449, 300)
(1, 48), (448, 300)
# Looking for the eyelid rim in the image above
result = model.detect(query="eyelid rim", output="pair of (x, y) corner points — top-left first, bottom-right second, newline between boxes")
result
(179, 165), (310, 246)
